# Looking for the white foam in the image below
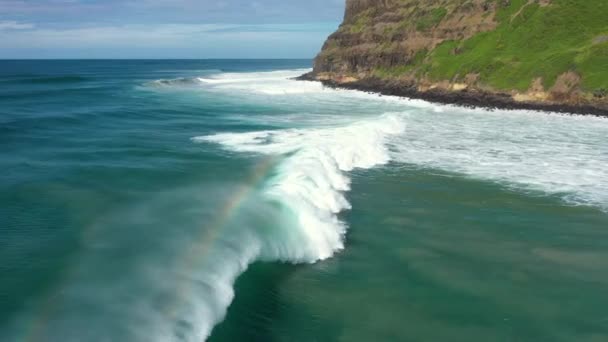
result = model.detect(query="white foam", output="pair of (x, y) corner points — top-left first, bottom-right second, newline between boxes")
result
(196, 113), (405, 261)
(146, 77), (205, 87)
(388, 109), (608, 210)
(184, 114), (405, 339)
(196, 68), (608, 210)
(195, 69), (330, 95)
(190, 68), (608, 341)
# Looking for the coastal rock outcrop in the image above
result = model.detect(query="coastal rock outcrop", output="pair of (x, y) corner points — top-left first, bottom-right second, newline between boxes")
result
(304, 0), (608, 115)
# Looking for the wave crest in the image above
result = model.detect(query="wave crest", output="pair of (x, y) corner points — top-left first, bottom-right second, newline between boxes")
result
(195, 113), (405, 262)
(146, 77), (204, 87)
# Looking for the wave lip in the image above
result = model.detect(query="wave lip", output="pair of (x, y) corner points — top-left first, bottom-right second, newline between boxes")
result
(145, 77), (205, 87)
(196, 69), (325, 95)
(146, 68), (331, 95)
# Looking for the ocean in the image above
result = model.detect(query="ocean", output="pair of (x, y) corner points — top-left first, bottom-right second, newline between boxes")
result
(1, 59), (608, 342)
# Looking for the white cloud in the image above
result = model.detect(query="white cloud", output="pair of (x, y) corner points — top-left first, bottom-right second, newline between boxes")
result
(0, 22), (337, 58)
(0, 23), (335, 47)
(0, 24), (245, 47)
(0, 20), (35, 30)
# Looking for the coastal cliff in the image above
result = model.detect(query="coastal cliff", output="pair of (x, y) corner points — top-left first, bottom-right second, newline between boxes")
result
(303, 0), (608, 115)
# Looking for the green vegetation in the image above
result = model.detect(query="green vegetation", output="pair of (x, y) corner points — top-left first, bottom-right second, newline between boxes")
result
(373, 49), (428, 78)
(426, 0), (608, 92)
(416, 7), (448, 31)
(321, 0), (608, 98)
(349, 9), (373, 33)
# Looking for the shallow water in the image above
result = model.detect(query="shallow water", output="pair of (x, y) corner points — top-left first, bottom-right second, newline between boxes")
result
(1, 60), (607, 341)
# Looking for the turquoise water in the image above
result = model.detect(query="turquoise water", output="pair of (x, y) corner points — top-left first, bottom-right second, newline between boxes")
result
(1, 60), (608, 342)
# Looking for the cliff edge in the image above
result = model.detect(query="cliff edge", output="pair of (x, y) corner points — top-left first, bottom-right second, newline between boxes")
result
(303, 0), (608, 115)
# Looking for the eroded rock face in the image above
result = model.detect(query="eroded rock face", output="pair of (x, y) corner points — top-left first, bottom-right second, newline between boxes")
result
(343, 0), (381, 22)
(314, 0), (498, 76)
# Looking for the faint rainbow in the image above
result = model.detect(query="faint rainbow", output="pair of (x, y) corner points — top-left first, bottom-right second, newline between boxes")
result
(21, 155), (279, 342)
(160, 154), (279, 328)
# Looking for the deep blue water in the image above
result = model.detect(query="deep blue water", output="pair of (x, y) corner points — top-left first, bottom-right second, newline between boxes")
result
(2, 60), (608, 342)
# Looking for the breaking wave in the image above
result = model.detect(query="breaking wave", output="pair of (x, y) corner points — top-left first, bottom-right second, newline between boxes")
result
(190, 113), (405, 338)
(185, 68), (608, 340)
(146, 77), (206, 87)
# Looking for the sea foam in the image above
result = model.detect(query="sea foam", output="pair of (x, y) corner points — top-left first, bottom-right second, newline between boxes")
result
(196, 113), (405, 261)
(189, 68), (608, 340)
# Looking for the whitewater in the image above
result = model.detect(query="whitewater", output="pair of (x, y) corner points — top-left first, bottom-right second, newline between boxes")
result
(171, 69), (608, 340)
(4, 62), (606, 342)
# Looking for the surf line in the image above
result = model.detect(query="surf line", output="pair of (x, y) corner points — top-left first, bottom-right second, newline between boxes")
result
(21, 155), (279, 342)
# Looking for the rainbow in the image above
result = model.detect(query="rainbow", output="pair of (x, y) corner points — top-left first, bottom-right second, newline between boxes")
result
(160, 155), (279, 322)
(20, 155), (279, 342)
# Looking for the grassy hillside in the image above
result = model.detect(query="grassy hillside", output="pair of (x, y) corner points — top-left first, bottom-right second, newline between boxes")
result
(425, 0), (608, 93)
(313, 0), (608, 106)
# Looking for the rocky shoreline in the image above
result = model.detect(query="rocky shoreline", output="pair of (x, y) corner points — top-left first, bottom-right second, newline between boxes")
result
(297, 73), (608, 117)
(304, 0), (608, 118)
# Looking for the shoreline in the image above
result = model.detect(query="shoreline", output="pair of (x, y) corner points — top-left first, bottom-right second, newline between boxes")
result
(297, 73), (608, 118)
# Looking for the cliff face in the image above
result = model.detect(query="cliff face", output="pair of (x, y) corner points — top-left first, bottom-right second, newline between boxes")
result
(307, 0), (608, 114)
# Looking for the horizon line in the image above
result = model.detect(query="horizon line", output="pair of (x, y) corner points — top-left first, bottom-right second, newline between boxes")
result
(0, 58), (315, 61)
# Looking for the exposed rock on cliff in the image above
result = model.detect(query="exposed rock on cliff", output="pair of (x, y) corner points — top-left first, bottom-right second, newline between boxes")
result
(304, 0), (608, 115)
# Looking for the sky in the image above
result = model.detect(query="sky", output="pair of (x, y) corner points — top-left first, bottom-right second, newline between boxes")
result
(0, 0), (345, 58)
